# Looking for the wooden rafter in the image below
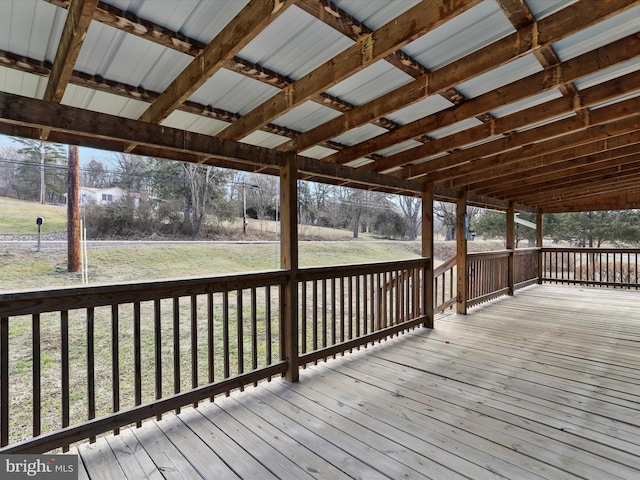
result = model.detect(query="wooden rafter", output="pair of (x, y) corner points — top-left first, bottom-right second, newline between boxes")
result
(44, 0), (99, 103)
(542, 192), (640, 213)
(139, 0), (296, 124)
(436, 129), (640, 187)
(401, 102), (640, 181)
(288, 0), (637, 159)
(366, 37), (640, 174)
(216, 0), (482, 141)
(461, 140), (640, 195)
(495, 0), (533, 28)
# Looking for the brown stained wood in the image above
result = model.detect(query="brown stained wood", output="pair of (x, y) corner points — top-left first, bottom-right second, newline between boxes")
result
(44, 0), (99, 103)
(506, 203), (515, 296)
(366, 35), (640, 173)
(456, 192), (467, 315)
(280, 152), (299, 381)
(543, 191), (640, 213)
(403, 104), (640, 180)
(319, 2), (639, 165)
(218, 0), (481, 141)
(139, 0), (296, 124)
(495, 0), (534, 28)
(280, 2), (640, 158)
(461, 140), (640, 195)
(440, 129), (640, 189)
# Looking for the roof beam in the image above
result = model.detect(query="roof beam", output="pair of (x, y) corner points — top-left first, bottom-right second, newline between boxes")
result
(468, 141), (640, 195)
(527, 180), (640, 208)
(380, 63), (640, 177)
(358, 34), (640, 172)
(484, 150), (640, 199)
(138, 0), (295, 124)
(300, 0), (638, 162)
(542, 192), (640, 213)
(216, 0), (482, 141)
(438, 128), (640, 187)
(44, 0), (99, 103)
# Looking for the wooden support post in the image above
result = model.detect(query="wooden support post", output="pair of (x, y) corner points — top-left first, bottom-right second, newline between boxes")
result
(67, 145), (81, 272)
(422, 184), (434, 328)
(507, 202), (515, 296)
(456, 192), (468, 315)
(536, 211), (543, 284)
(280, 152), (299, 382)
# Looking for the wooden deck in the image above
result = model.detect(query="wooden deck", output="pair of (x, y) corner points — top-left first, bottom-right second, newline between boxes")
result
(75, 285), (640, 479)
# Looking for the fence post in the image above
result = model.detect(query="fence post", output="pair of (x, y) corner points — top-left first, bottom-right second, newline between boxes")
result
(456, 192), (468, 315)
(507, 202), (515, 295)
(280, 152), (299, 382)
(422, 184), (434, 327)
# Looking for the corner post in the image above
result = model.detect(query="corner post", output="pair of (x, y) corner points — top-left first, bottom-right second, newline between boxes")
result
(422, 184), (434, 328)
(456, 192), (468, 315)
(280, 152), (299, 382)
(536, 211), (543, 284)
(507, 202), (515, 296)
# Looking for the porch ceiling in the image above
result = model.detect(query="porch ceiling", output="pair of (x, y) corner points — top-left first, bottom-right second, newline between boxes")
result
(0, 0), (639, 212)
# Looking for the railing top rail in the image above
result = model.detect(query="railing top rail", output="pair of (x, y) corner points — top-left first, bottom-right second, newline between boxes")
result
(0, 270), (289, 317)
(541, 247), (640, 254)
(433, 255), (456, 277)
(468, 250), (511, 260)
(298, 257), (430, 282)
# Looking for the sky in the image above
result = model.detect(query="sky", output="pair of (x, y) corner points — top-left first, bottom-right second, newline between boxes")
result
(0, 133), (118, 167)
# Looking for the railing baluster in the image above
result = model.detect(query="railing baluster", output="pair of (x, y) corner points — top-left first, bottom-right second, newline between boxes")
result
(32, 313), (41, 438)
(322, 279), (327, 351)
(207, 293), (214, 394)
(362, 274), (368, 337)
(154, 299), (162, 419)
(190, 295), (198, 407)
(264, 287), (272, 374)
(60, 311), (69, 452)
(331, 277), (336, 351)
(355, 275), (361, 343)
(237, 290), (244, 382)
(301, 281), (307, 356)
(251, 287), (258, 384)
(223, 291), (230, 383)
(111, 304), (120, 434)
(1, 316), (8, 447)
(87, 307), (96, 443)
(312, 280), (318, 358)
(339, 277), (345, 347)
(173, 297), (181, 413)
(134, 302), (142, 426)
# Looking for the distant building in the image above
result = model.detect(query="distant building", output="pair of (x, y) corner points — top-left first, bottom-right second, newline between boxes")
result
(64, 187), (152, 208)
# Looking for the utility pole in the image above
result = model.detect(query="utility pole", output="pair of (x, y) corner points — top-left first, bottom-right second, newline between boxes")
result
(242, 182), (247, 235)
(67, 145), (81, 272)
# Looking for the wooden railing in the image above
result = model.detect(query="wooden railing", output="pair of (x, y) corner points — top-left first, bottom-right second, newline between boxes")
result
(0, 271), (288, 453)
(0, 258), (431, 453)
(542, 247), (640, 288)
(467, 249), (538, 308)
(433, 256), (457, 313)
(297, 258), (430, 365)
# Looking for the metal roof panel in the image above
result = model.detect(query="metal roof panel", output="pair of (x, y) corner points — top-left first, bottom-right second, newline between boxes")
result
(331, 0), (420, 30)
(552, 5), (640, 62)
(455, 54), (543, 99)
(402, 0), (514, 71)
(0, 0), (66, 62)
(525, 0), (579, 20)
(240, 130), (289, 148)
(238, 5), (354, 81)
(331, 124), (388, 146)
(190, 68), (280, 115)
(0, 67), (47, 99)
(300, 145), (337, 159)
(490, 88), (563, 118)
(62, 84), (148, 119)
(324, 60), (414, 106)
(428, 118), (483, 139)
(384, 95), (454, 125)
(272, 101), (343, 133)
(375, 140), (423, 157)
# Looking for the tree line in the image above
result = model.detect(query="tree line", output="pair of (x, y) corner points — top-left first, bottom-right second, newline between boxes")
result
(0, 139), (420, 240)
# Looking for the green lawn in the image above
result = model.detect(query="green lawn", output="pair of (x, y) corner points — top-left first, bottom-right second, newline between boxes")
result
(0, 197), (67, 235)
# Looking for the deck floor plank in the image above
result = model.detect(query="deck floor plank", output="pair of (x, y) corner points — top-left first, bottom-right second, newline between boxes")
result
(76, 285), (640, 479)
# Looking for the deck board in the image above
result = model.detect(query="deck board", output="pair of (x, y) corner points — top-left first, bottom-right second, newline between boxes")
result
(77, 285), (640, 479)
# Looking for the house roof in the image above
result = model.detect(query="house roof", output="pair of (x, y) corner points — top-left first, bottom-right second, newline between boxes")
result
(0, 0), (638, 213)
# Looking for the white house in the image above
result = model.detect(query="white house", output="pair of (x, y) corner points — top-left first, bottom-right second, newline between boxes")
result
(78, 187), (127, 206)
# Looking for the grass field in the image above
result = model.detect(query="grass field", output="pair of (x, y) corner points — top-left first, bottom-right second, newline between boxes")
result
(0, 197), (67, 235)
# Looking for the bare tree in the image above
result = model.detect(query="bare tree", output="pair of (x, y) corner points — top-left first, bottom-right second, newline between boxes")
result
(399, 195), (421, 240)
